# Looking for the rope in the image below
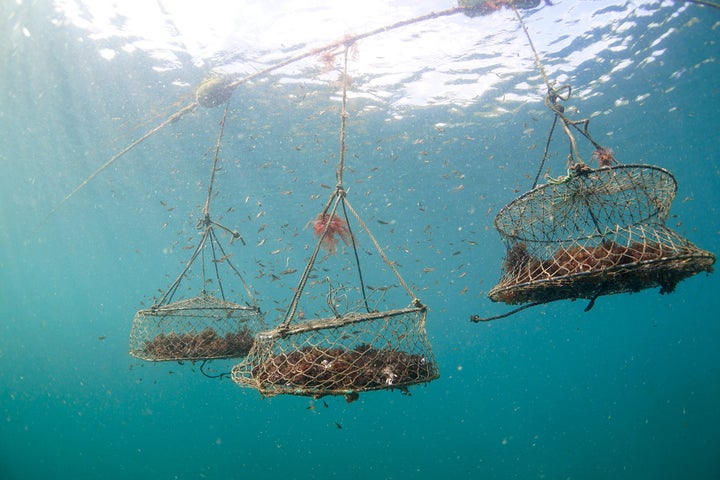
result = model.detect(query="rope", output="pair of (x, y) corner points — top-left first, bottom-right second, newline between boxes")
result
(336, 45), (350, 187)
(42, 7), (475, 226)
(340, 198), (371, 314)
(208, 227), (225, 299)
(202, 102), (229, 217)
(280, 35), (424, 329)
(687, 0), (720, 8)
(39, 103), (197, 229)
(200, 359), (231, 380)
(225, 7), (469, 95)
(470, 302), (542, 323)
(281, 191), (343, 330)
(512, 6), (610, 182)
(49, 0), (705, 223)
(531, 114), (558, 189)
(281, 47), (357, 330)
(512, 5), (550, 91)
(477, 6), (615, 322)
(343, 198), (419, 304)
(154, 101), (257, 308)
(156, 227), (209, 307)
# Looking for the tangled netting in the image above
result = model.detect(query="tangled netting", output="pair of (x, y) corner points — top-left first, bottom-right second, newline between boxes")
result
(129, 294), (262, 361)
(487, 164), (715, 306)
(231, 306), (439, 400)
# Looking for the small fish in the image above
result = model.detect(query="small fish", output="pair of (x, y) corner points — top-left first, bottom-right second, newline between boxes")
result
(213, 254), (232, 263)
(335, 422), (342, 430)
(97, 336), (106, 341)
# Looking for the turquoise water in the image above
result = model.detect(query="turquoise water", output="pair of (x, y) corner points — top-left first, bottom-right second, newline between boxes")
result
(1, 1), (719, 479)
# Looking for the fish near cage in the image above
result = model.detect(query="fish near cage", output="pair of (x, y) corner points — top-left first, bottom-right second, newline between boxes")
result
(129, 103), (265, 362)
(487, 163), (715, 307)
(233, 44), (439, 400)
(231, 189), (439, 401)
(128, 211), (265, 363)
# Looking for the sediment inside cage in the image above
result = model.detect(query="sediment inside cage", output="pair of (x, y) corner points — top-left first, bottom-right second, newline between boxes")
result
(129, 294), (262, 361)
(489, 240), (715, 305)
(231, 306), (439, 399)
(488, 164), (716, 306)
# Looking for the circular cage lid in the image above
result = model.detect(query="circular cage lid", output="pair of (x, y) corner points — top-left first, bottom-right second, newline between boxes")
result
(494, 164), (678, 243)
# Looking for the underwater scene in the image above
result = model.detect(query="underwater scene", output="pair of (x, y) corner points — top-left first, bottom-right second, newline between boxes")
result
(1, 0), (719, 478)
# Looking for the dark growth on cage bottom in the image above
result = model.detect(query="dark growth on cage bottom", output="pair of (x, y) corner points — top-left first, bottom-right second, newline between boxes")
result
(252, 344), (435, 393)
(141, 327), (255, 360)
(493, 239), (714, 304)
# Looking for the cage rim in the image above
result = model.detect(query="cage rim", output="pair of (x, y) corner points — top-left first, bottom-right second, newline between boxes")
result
(136, 293), (262, 316)
(493, 164), (678, 238)
(488, 249), (716, 301)
(256, 304), (427, 341)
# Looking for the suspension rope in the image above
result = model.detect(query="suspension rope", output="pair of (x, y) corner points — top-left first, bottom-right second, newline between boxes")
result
(343, 198), (420, 305)
(340, 197), (371, 314)
(281, 191), (343, 330)
(202, 102), (229, 217)
(687, 0), (720, 8)
(336, 45), (350, 187)
(157, 227), (209, 307)
(511, 5), (610, 180)
(42, 7), (474, 227)
(154, 101), (256, 308)
(472, 5), (617, 323)
(280, 36), (425, 330)
(280, 46), (360, 330)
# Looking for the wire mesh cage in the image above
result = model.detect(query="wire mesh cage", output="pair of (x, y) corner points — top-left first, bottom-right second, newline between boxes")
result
(232, 304), (438, 400)
(488, 163), (716, 306)
(231, 189), (440, 400)
(130, 294), (262, 362)
(232, 45), (439, 400)
(129, 103), (265, 362)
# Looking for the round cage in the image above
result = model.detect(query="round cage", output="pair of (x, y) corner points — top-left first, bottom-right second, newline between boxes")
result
(488, 164), (715, 305)
(231, 305), (439, 400)
(129, 294), (262, 362)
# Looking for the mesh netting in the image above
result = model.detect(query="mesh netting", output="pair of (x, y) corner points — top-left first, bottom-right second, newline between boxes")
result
(231, 305), (438, 400)
(129, 294), (262, 362)
(128, 102), (266, 362)
(488, 164), (716, 305)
